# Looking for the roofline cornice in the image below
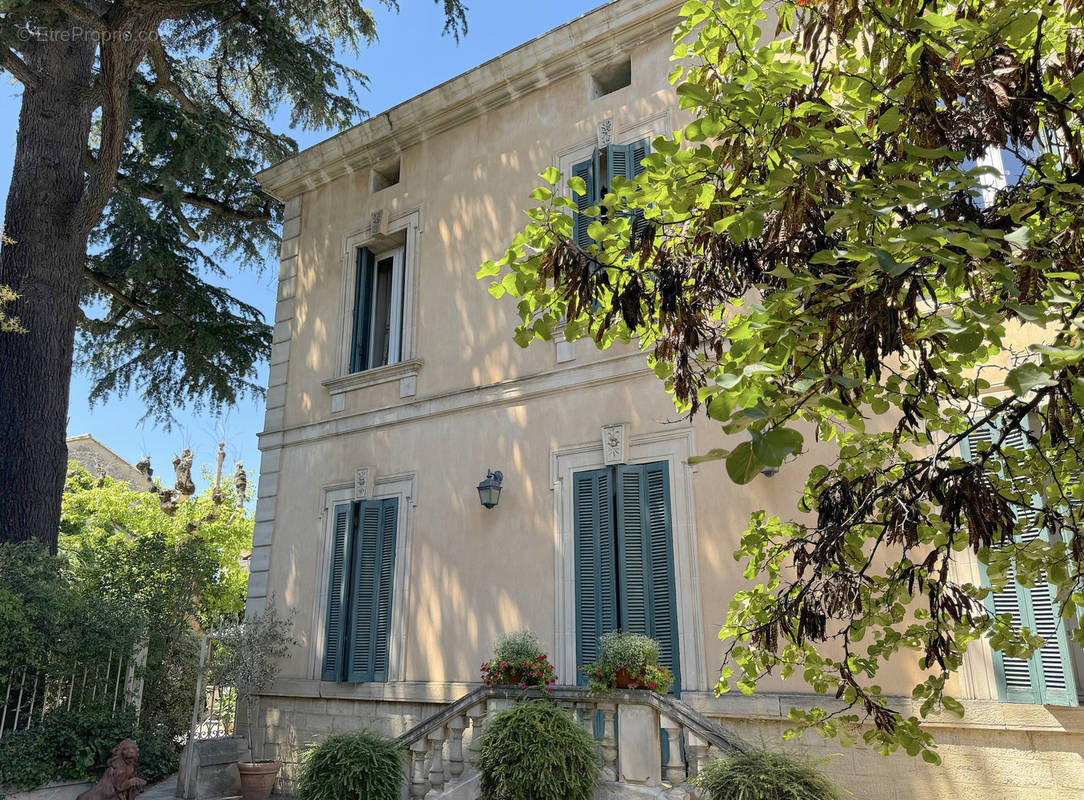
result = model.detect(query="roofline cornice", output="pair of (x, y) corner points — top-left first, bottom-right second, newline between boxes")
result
(256, 0), (683, 201)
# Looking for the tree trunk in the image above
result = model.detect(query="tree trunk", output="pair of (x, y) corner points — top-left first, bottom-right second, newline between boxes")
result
(0, 35), (98, 552)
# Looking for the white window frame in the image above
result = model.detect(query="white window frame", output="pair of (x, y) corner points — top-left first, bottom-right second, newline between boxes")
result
(308, 472), (417, 683)
(550, 426), (707, 691)
(363, 246), (405, 370)
(336, 208), (422, 378)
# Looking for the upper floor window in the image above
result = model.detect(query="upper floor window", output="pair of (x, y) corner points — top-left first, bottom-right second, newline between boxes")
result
(350, 245), (404, 373)
(571, 138), (651, 250)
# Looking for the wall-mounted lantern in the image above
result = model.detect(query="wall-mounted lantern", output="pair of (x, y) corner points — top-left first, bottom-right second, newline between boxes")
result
(477, 470), (504, 509)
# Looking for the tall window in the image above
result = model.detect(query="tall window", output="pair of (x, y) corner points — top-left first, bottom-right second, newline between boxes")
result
(350, 246), (404, 373)
(322, 498), (398, 683)
(573, 461), (680, 692)
(960, 420), (1080, 706)
(571, 138), (651, 250)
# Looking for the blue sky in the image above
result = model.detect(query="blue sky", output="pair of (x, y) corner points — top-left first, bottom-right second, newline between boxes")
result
(0, 0), (603, 482)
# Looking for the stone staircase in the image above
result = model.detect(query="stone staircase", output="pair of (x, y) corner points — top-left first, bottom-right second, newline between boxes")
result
(396, 686), (743, 799)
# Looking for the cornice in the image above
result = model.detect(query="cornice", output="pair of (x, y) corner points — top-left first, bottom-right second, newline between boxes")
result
(255, 0), (683, 201)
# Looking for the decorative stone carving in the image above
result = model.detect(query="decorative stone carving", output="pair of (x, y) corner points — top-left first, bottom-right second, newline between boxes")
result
(596, 118), (615, 149)
(601, 423), (628, 465)
(354, 467), (372, 500)
(77, 739), (146, 800)
(370, 209), (384, 235)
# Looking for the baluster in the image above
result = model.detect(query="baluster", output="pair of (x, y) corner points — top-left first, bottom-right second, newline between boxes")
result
(408, 740), (429, 799)
(597, 702), (618, 781)
(466, 703), (486, 757)
(660, 716), (685, 784)
(427, 728), (446, 794)
(684, 732), (709, 780)
(446, 716), (467, 780)
(574, 702), (595, 737)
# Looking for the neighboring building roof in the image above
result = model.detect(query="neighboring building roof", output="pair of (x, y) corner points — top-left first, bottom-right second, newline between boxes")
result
(256, 0), (682, 200)
(66, 434), (148, 490)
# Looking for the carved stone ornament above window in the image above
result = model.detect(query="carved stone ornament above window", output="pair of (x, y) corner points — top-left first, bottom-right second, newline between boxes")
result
(601, 422), (628, 465)
(596, 118), (615, 150)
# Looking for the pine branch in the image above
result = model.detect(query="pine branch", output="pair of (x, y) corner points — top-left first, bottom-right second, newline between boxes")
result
(119, 173), (276, 223)
(2, 47), (41, 89)
(147, 39), (199, 114)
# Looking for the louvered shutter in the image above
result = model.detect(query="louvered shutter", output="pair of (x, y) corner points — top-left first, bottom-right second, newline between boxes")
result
(960, 420), (1078, 705)
(350, 247), (375, 372)
(606, 139), (650, 235)
(572, 149), (599, 250)
(347, 498), (398, 683)
(574, 468), (618, 685)
(322, 502), (354, 681)
(615, 461), (681, 693)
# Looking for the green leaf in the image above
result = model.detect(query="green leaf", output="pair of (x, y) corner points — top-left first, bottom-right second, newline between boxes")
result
(752, 427), (804, 467)
(540, 167), (560, 185)
(1004, 226), (1033, 249)
(879, 107), (901, 133)
(726, 442), (763, 485)
(1005, 363), (1057, 395)
(688, 448), (730, 465)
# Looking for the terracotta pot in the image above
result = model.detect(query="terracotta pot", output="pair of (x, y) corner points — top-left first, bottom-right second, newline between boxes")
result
(238, 760), (280, 800)
(497, 668), (524, 686)
(615, 669), (639, 689)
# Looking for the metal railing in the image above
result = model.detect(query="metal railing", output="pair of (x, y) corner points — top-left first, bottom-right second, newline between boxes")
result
(0, 644), (147, 739)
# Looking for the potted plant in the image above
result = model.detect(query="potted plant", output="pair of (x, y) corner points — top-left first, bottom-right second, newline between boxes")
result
(480, 630), (557, 690)
(580, 631), (673, 694)
(209, 603), (295, 800)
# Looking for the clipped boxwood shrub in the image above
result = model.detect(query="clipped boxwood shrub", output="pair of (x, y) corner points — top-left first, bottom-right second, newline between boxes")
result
(295, 731), (404, 800)
(477, 700), (599, 800)
(695, 748), (842, 800)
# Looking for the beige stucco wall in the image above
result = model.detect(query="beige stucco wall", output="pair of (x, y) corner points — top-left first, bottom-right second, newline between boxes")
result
(248, 0), (1084, 795)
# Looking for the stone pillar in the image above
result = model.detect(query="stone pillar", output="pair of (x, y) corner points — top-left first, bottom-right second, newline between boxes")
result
(408, 740), (429, 799)
(616, 702), (662, 786)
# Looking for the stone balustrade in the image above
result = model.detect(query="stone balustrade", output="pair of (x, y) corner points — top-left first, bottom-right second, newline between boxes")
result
(397, 685), (742, 799)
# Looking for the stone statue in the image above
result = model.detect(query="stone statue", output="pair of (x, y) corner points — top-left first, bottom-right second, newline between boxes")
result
(77, 739), (147, 800)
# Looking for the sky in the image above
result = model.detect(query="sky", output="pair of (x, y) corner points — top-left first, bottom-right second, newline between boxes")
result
(0, 0), (605, 483)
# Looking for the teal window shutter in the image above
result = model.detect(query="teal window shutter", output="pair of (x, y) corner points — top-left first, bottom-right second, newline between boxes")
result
(350, 247), (375, 373)
(572, 149), (599, 250)
(347, 498), (398, 683)
(615, 461), (681, 693)
(322, 502), (355, 681)
(574, 467), (618, 685)
(606, 138), (651, 233)
(960, 421), (1078, 705)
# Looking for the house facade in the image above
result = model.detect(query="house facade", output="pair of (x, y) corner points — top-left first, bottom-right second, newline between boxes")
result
(248, 1), (1084, 796)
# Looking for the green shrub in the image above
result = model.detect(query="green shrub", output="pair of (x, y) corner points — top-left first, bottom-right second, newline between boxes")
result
(295, 732), (404, 800)
(0, 708), (179, 790)
(477, 700), (599, 800)
(694, 748), (842, 800)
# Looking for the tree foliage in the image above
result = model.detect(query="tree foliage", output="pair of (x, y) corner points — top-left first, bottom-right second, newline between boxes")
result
(61, 462), (253, 735)
(0, 0), (467, 421)
(482, 0), (1084, 759)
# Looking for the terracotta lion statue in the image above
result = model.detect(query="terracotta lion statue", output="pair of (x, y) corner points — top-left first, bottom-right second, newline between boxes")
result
(77, 739), (147, 800)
